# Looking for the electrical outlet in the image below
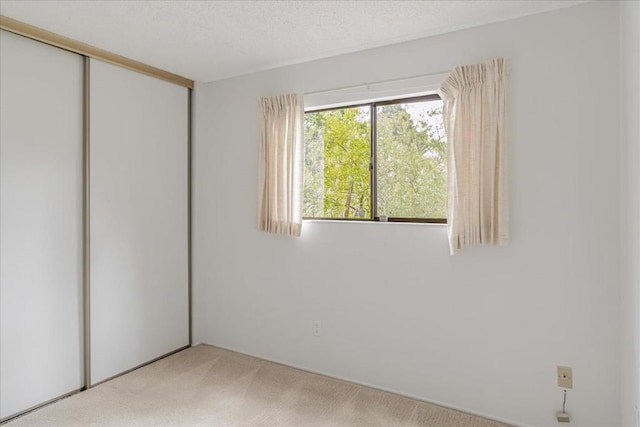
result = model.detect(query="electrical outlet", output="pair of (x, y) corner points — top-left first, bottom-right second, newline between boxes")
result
(557, 366), (573, 389)
(312, 321), (321, 337)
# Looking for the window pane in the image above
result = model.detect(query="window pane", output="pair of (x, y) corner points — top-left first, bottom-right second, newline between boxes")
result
(304, 107), (371, 219)
(376, 100), (446, 218)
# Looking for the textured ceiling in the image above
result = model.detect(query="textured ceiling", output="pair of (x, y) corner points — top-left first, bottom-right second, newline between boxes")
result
(0, 0), (589, 82)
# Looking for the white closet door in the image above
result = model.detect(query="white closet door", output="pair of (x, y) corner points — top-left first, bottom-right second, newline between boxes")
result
(89, 59), (189, 385)
(0, 31), (84, 419)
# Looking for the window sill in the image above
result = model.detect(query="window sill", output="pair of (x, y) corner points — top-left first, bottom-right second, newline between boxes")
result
(302, 218), (447, 225)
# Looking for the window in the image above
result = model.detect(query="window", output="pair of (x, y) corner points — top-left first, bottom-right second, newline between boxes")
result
(303, 94), (446, 223)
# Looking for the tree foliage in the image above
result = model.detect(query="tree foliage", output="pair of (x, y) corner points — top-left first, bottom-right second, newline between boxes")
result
(304, 100), (446, 219)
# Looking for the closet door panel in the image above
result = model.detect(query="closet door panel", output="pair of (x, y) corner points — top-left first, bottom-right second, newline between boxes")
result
(0, 31), (84, 419)
(89, 59), (188, 385)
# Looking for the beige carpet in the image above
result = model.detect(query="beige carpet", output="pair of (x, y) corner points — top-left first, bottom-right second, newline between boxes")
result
(7, 345), (510, 427)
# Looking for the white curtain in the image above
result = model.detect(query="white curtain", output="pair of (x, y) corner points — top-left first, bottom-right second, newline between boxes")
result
(439, 58), (509, 254)
(257, 93), (305, 236)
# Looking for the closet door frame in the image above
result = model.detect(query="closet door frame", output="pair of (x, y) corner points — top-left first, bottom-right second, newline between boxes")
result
(0, 15), (193, 423)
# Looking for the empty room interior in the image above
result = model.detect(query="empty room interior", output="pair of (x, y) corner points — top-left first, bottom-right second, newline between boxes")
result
(0, 1), (639, 426)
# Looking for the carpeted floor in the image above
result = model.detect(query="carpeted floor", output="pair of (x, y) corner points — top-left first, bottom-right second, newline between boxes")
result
(7, 345), (510, 426)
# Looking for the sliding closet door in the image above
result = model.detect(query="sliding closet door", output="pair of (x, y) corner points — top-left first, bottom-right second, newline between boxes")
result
(0, 31), (84, 419)
(89, 59), (189, 385)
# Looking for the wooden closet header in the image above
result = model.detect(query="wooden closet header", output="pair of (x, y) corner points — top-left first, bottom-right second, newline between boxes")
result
(0, 15), (194, 89)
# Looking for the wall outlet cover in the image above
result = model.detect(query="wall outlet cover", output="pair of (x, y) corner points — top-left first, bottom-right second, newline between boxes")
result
(557, 366), (573, 389)
(312, 321), (321, 337)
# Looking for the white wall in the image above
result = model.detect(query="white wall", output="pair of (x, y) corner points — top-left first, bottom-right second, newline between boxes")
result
(193, 2), (621, 426)
(620, 1), (640, 426)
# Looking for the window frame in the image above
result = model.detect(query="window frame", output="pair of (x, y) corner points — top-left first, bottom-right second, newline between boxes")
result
(303, 93), (447, 224)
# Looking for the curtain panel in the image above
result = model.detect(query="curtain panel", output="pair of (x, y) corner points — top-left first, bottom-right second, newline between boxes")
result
(439, 58), (509, 254)
(257, 93), (305, 236)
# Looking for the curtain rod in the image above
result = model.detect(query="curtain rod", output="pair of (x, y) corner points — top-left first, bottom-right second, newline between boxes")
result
(304, 69), (451, 96)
